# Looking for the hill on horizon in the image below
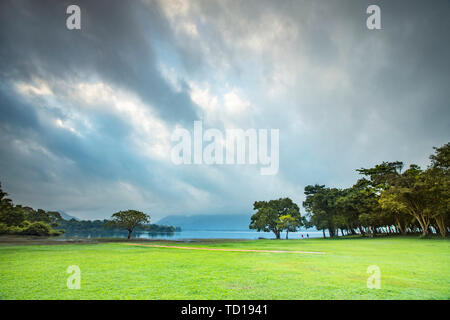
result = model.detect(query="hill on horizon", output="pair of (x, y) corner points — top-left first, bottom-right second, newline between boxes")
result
(58, 211), (81, 221)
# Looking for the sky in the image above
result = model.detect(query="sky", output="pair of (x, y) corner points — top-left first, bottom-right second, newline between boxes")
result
(0, 0), (449, 221)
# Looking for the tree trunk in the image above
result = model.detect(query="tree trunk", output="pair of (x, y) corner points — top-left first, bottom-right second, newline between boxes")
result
(358, 226), (365, 236)
(435, 215), (447, 238)
(286, 230), (289, 240)
(274, 230), (281, 239)
(328, 227), (335, 238)
(127, 230), (132, 239)
(415, 214), (430, 236)
(322, 229), (326, 238)
(396, 219), (406, 235)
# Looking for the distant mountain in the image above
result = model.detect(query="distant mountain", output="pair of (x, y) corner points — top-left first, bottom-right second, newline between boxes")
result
(156, 214), (253, 231)
(58, 211), (80, 221)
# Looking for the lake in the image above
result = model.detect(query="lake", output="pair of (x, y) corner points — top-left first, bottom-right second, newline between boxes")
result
(62, 230), (327, 240)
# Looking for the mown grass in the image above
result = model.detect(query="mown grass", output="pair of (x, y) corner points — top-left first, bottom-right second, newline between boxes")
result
(0, 237), (448, 299)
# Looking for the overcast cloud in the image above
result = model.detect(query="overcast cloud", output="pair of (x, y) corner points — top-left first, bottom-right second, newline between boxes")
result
(0, 0), (449, 220)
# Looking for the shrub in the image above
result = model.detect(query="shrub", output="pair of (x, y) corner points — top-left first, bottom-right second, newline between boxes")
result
(20, 221), (53, 236)
(50, 229), (65, 236)
(0, 223), (25, 235)
(0, 222), (10, 234)
(0, 220), (64, 236)
(0, 208), (26, 226)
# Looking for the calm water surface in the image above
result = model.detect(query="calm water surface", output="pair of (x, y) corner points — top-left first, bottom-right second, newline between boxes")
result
(63, 230), (327, 240)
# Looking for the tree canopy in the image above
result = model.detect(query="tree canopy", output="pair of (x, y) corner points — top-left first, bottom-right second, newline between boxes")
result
(106, 210), (150, 239)
(249, 198), (302, 239)
(302, 143), (449, 238)
(0, 183), (64, 236)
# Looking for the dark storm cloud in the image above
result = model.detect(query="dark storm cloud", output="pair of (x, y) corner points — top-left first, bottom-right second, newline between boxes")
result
(0, 0), (207, 218)
(0, 0), (198, 123)
(162, 0), (449, 184)
(0, 0), (448, 219)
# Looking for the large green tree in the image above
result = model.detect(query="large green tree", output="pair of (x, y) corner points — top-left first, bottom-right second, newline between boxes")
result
(106, 210), (150, 239)
(0, 183), (25, 227)
(379, 165), (434, 236)
(303, 185), (341, 237)
(277, 214), (301, 239)
(250, 198), (301, 239)
(423, 143), (450, 237)
(356, 162), (405, 236)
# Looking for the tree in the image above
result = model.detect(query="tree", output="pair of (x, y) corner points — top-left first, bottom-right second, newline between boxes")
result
(357, 161), (403, 190)
(379, 190), (411, 235)
(0, 206), (26, 227)
(26, 208), (62, 227)
(379, 165), (434, 236)
(423, 143), (450, 237)
(303, 185), (341, 237)
(278, 214), (300, 239)
(0, 183), (25, 227)
(0, 182), (64, 236)
(106, 210), (150, 239)
(302, 143), (449, 238)
(336, 186), (360, 235)
(421, 168), (449, 237)
(429, 142), (450, 170)
(250, 198), (301, 239)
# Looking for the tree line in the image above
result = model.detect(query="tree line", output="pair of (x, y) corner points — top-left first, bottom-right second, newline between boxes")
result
(0, 185), (64, 236)
(250, 143), (449, 238)
(56, 218), (180, 237)
(0, 186), (178, 238)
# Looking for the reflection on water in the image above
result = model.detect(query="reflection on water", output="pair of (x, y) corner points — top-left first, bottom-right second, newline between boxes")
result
(62, 230), (326, 240)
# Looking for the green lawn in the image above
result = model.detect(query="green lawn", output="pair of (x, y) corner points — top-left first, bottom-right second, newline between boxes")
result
(0, 237), (449, 299)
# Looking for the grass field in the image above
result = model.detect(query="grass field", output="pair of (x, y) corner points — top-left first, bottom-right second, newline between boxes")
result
(0, 237), (449, 299)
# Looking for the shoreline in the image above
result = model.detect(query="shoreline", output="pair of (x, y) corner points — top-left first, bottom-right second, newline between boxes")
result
(1, 234), (447, 246)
